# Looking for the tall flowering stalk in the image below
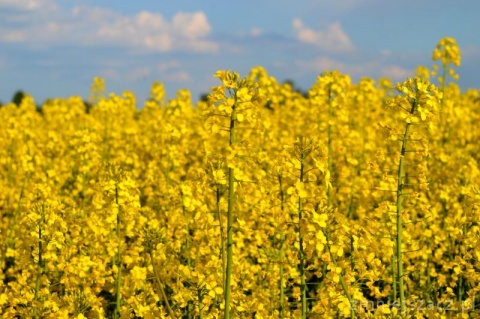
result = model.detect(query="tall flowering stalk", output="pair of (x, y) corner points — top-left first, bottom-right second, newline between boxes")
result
(386, 78), (440, 312)
(309, 70), (351, 207)
(17, 184), (67, 318)
(285, 138), (313, 318)
(431, 37), (461, 130)
(93, 164), (142, 318)
(309, 70), (356, 317)
(204, 70), (264, 318)
(89, 76), (106, 106)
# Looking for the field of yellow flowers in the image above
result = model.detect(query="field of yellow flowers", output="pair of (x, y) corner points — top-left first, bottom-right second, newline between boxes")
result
(1, 38), (479, 319)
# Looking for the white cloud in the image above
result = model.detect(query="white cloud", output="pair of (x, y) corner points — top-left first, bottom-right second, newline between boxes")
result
(0, 30), (26, 42)
(250, 28), (263, 37)
(173, 12), (211, 39)
(0, 4), (218, 53)
(292, 19), (354, 53)
(0, 0), (57, 11)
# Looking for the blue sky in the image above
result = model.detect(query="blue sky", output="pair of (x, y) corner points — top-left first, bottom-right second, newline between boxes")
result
(1, 0), (479, 105)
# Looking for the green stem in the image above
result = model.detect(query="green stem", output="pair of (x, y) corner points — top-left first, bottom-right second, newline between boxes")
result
(298, 149), (307, 319)
(149, 252), (176, 318)
(439, 62), (447, 130)
(326, 234), (356, 318)
(224, 94), (236, 319)
(80, 166), (87, 212)
(182, 204), (193, 318)
(396, 102), (415, 312)
(391, 254), (396, 303)
(426, 237), (433, 304)
(6, 176), (27, 253)
(217, 187), (226, 291)
(350, 235), (354, 271)
(198, 288), (204, 319)
(33, 218), (43, 319)
(114, 183), (122, 319)
(319, 263), (327, 291)
(459, 210), (467, 302)
(327, 89), (333, 207)
(183, 205), (191, 269)
(278, 175), (285, 318)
